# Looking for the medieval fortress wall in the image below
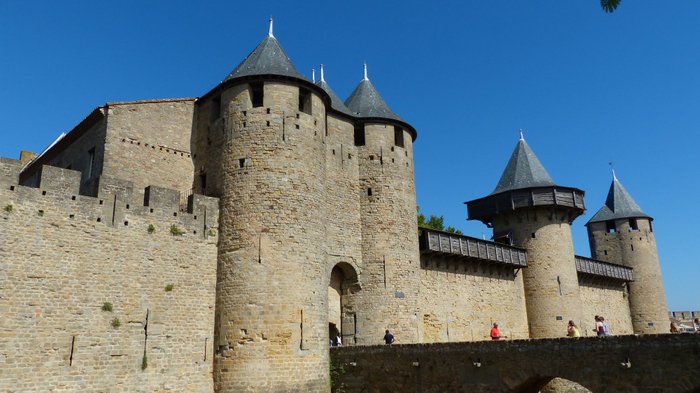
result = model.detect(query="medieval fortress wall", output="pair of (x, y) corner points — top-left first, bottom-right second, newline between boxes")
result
(0, 161), (219, 392)
(0, 25), (671, 392)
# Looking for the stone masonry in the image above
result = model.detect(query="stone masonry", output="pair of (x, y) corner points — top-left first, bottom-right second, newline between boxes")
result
(0, 23), (673, 393)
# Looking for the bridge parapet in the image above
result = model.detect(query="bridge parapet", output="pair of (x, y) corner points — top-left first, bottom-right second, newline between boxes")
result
(331, 334), (700, 393)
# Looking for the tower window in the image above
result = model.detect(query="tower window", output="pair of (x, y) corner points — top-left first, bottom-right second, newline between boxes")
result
(250, 82), (264, 108)
(394, 126), (404, 148)
(298, 88), (312, 115)
(605, 220), (616, 234)
(354, 124), (365, 146)
(628, 218), (638, 231)
(210, 96), (221, 121)
(87, 147), (95, 178)
(649, 221), (653, 232)
(200, 173), (207, 193)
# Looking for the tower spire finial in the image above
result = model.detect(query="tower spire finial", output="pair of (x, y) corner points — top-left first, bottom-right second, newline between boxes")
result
(268, 17), (274, 37)
(320, 64), (325, 82)
(519, 129), (524, 141)
(609, 161), (617, 181)
(311, 68), (315, 83)
(363, 62), (368, 81)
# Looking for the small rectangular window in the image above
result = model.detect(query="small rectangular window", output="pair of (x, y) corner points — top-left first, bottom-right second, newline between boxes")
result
(87, 147), (95, 178)
(628, 218), (638, 231)
(606, 220), (616, 234)
(354, 124), (365, 146)
(394, 126), (404, 148)
(298, 88), (312, 115)
(251, 82), (264, 108)
(210, 96), (221, 121)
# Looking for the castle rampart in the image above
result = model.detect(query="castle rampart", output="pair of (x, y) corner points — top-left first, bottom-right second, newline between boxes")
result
(0, 162), (219, 392)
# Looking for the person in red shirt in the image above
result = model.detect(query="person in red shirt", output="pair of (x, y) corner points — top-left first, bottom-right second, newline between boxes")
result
(490, 322), (507, 340)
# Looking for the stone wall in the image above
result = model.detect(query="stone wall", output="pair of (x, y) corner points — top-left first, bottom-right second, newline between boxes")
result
(20, 108), (107, 196)
(103, 99), (196, 204)
(330, 334), (700, 393)
(419, 254), (529, 342)
(493, 208), (582, 338)
(578, 277), (634, 336)
(589, 218), (669, 334)
(0, 162), (219, 393)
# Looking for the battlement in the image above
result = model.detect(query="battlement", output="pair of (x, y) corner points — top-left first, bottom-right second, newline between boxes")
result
(1, 163), (218, 239)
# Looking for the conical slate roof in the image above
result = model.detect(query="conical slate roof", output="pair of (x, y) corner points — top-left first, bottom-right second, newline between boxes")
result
(315, 68), (353, 116)
(345, 73), (403, 121)
(491, 137), (555, 194)
(588, 174), (650, 223)
(224, 35), (305, 82)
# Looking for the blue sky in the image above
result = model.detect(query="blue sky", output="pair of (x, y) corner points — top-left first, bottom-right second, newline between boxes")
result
(1, 1), (698, 311)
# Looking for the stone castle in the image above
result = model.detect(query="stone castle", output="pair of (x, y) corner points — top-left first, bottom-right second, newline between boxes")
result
(0, 20), (670, 392)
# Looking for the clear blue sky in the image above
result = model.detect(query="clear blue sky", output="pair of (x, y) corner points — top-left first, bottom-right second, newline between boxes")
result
(1, 1), (698, 311)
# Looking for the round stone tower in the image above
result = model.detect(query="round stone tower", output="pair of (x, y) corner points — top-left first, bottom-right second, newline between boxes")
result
(586, 171), (669, 334)
(344, 65), (421, 344)
(466, 134), (586, 338)
(203, 22), (333, 392)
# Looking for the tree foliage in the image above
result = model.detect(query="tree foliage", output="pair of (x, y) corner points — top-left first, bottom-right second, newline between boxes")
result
(601, 0), (621, 13)
(417, 206), (463, 235)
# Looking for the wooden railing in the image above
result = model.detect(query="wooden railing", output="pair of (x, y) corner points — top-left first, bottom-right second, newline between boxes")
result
(419, 229), (527, 267)
(575, 255), (634, 281)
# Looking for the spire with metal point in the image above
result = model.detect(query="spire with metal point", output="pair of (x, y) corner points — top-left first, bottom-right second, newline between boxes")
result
(609, 161), (618, 181)
(312, 68), (315, 83)
(519, 129), (524, 141)
(320, 64), (325, 82)
(363, 62), (368, 81)
(268, 17), (274, 37)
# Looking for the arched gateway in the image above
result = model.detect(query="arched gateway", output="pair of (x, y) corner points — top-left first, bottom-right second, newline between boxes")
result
(328, 263), (360, 346)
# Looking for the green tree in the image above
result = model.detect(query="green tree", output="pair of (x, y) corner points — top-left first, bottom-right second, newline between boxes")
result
(601, 0), (621, 13)
(417, 206), (463, 235)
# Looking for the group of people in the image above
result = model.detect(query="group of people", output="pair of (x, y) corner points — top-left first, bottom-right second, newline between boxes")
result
(378, 315), (699, 346)
(670, 317), (700, 333)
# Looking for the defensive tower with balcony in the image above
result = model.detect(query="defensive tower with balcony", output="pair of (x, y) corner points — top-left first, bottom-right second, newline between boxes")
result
(466, 134), (586, 338)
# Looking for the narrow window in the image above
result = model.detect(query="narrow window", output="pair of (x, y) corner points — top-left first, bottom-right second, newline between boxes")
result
(367, 188), (372, 196)
(629, 218), (638, 231)
(87, 147), (95, 178)
(210, 96), (221, 121)
(200, 174), (207, 192)
(354, 124), (365, 146)
(649, 220), (653, 232)
(298, 88), (312, 115)
(250, 82), (264, 108)
(394, 126), (404, 148)
(605, 220), (616, 234)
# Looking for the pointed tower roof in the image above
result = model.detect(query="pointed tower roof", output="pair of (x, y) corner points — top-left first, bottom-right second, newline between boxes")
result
(315, 64), (353, 116)
(491, 134), (555, 194)
(466, 133), (585, 227)
(588, 173), (651, 224)
(344, 64), (403, 122)
(223, 18), (306, 82)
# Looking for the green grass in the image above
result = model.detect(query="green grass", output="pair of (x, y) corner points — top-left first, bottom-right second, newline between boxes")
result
(169, 224), (184, 236)
(101, 302), (113, 312)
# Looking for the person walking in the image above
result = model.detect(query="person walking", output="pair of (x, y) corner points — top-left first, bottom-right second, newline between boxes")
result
(490, 322), (507, 340)
(567, 320), (581, 337)
(383, 329), (395, 344)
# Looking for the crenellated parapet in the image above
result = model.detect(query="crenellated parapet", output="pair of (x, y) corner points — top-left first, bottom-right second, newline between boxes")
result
(1, 164), (218, 239)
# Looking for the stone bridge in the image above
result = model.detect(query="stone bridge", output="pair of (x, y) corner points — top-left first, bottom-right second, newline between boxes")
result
(330, 334), (700, 392)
